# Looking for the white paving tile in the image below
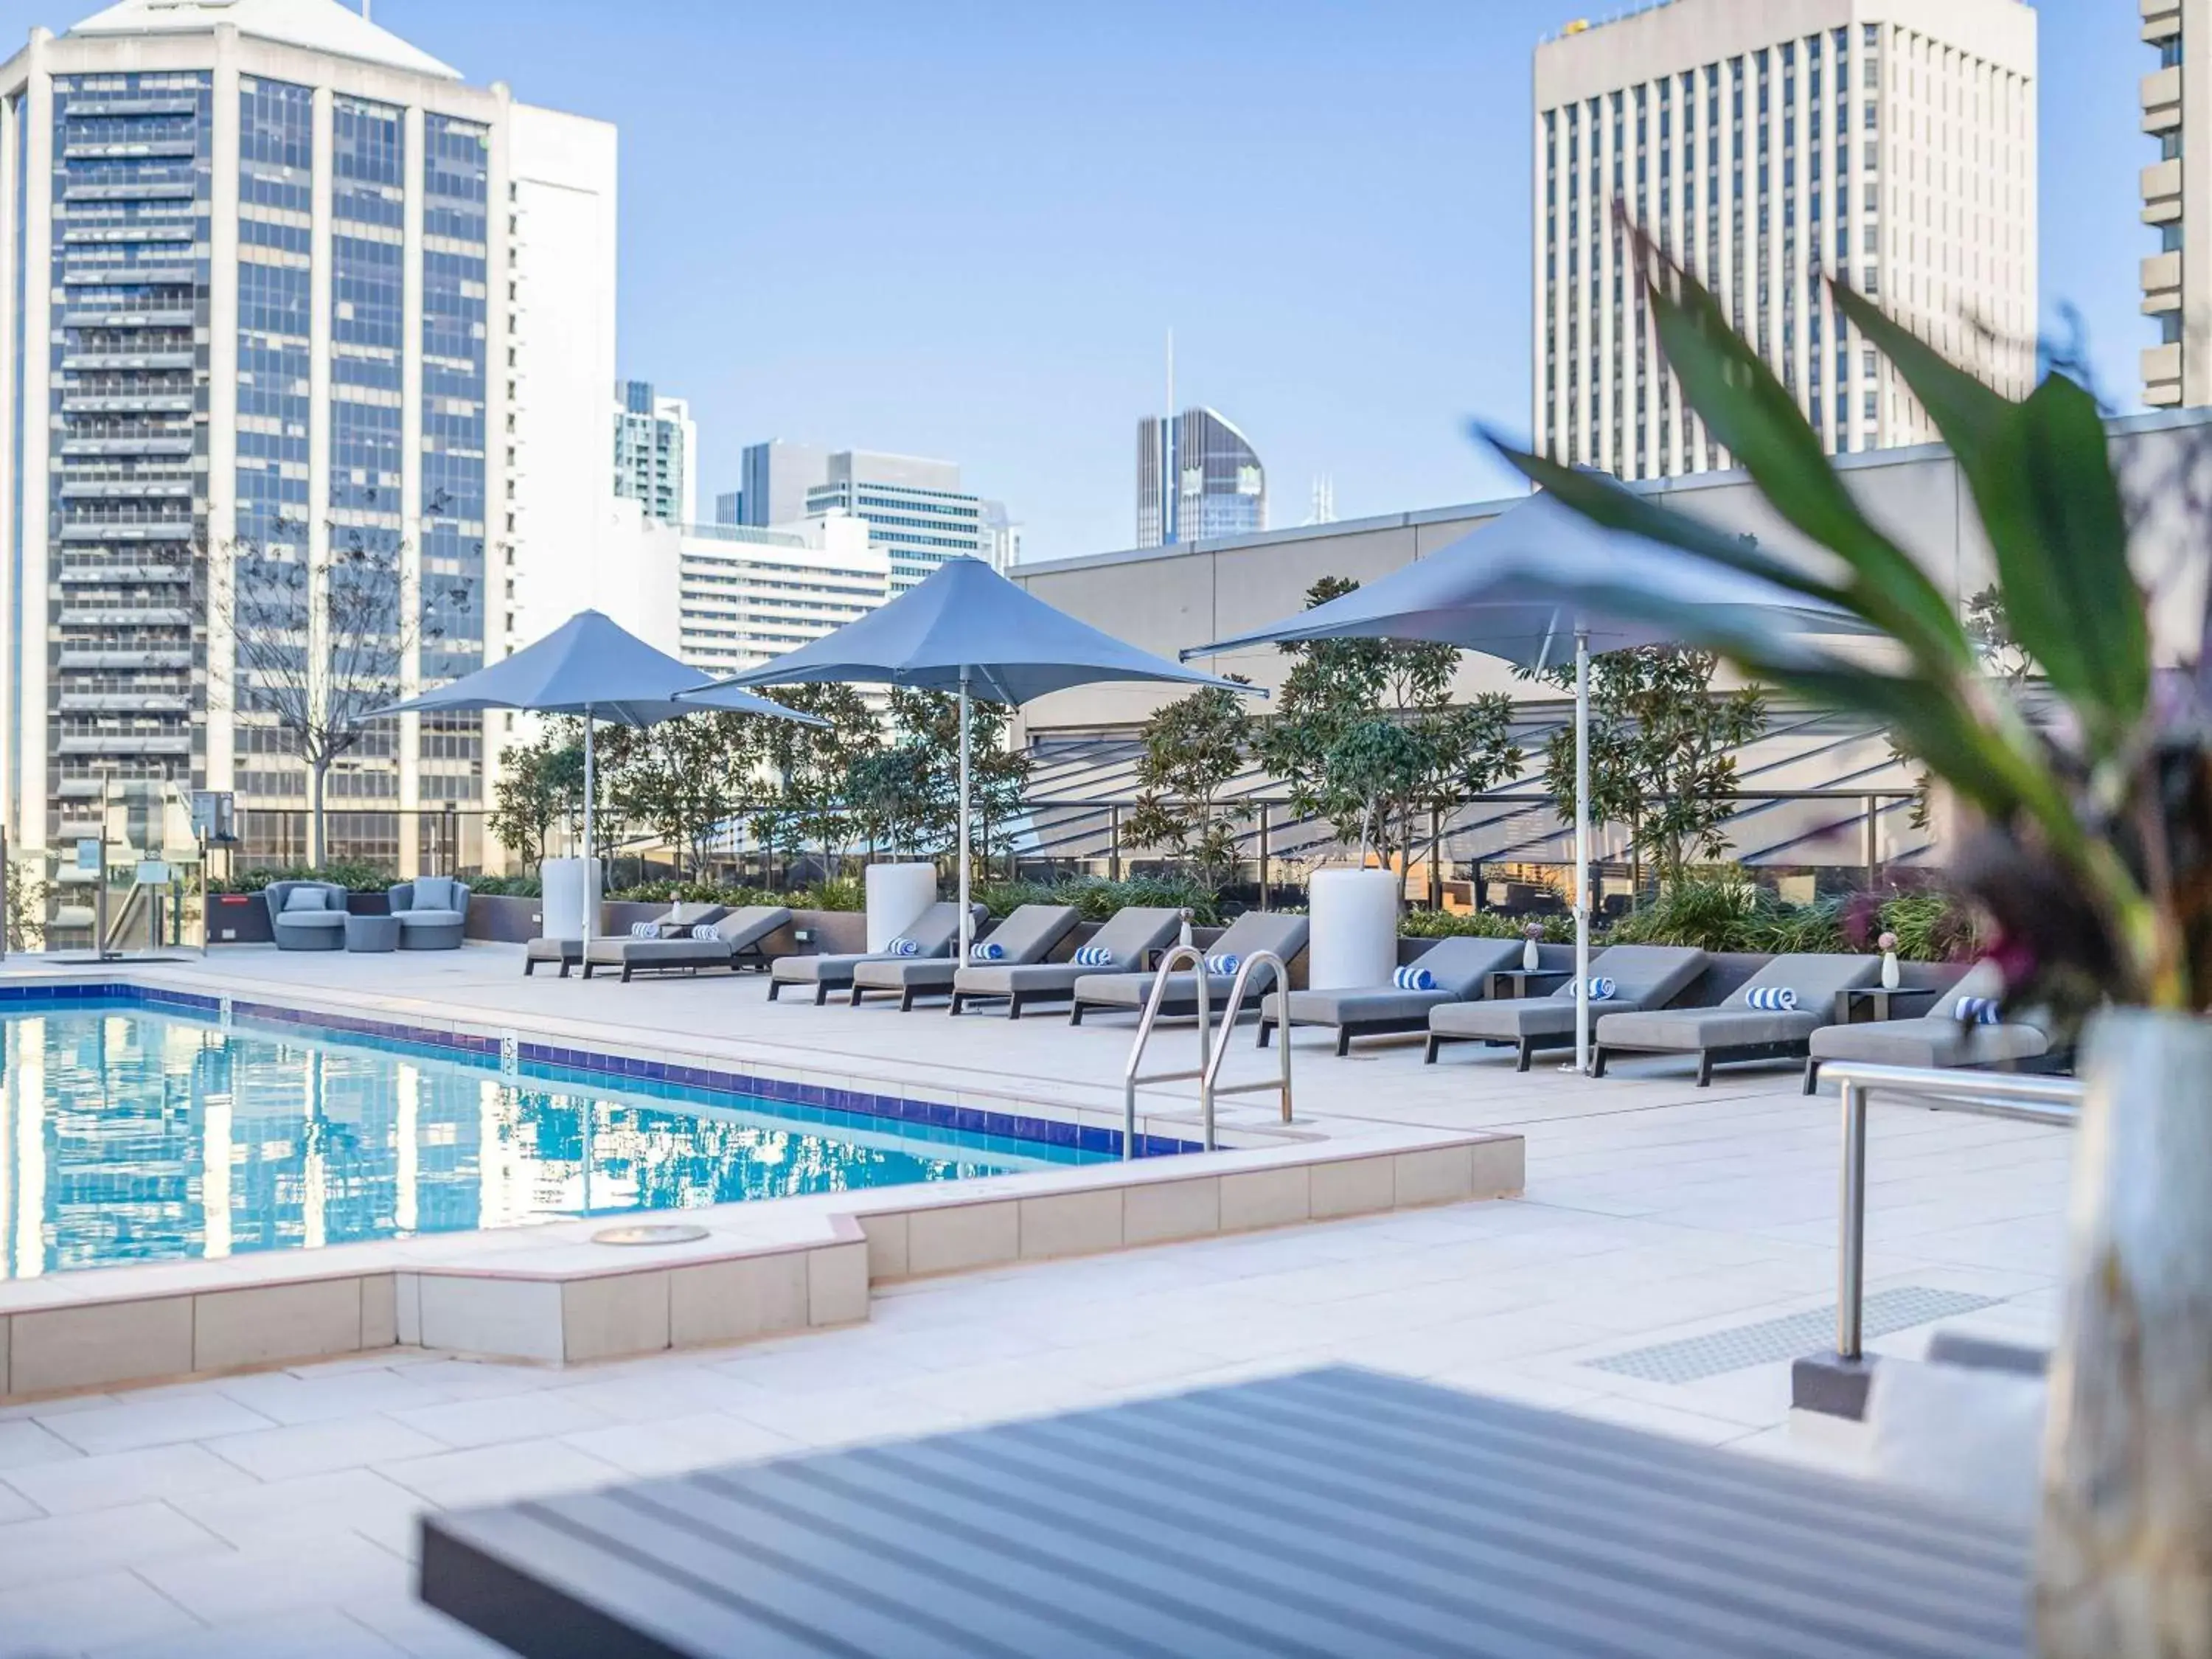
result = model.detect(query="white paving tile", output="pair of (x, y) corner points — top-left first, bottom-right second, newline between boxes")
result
(0, 1501), (226, 1592)
(90, 1607), (408, 1659)
(0, 1569), (203, 1657)
(0, 1418), (84, 1473)
(40, 1394), (277, 1456)
(372, 1439), (625, 1509)
(136, 1531), (413, 1625)
(170, 1467), (430, 1552)
(387, 1389), (615, 1450)
(0, 1440), (256, 1517)
(204, 1416), (451, 1482)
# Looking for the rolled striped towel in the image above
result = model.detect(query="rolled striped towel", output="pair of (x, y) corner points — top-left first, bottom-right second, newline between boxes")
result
(629, 922), (658, 939)
(1204, 952), (1241, 976)
(969, 941), (1004, 961)
(690, 925), (719, 939)
(1393, 964), (1437, 992)
(1953, 995), (2004, 1025)
(1744, 985), (1798, 1012)
(889, 937), (920, 957)
(1073, 944), (1113, 967)
(1585, 975), (1616, 1001)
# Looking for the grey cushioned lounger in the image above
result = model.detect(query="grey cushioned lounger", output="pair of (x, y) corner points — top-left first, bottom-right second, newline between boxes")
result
(582, 906), (792, 981)
(850, 904), (1080, 1009)
(767, 902), (979, 1005)
(1256, 936), (1526, 1056)
(1593, 951), (1881, 1085)
(1069, 911), (1310, 1025)
(950, 906), (1184, 1018)
(1803, 961), (2055, 1092)
(527, 903), (723, 979)
(1425, 945), (1711, 1071)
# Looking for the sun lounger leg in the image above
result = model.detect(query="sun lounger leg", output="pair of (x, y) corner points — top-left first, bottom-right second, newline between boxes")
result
(767, 979), (782, 1002)
(1423, 1034), (1440, 1064)
(1068, 1001), (1085, 1026)
(1803, 1058), (1821, 1096)
(1517, 1040), (1534, 1073)
(1335, 1028), (1352, 1057)
(900, 988), (917, 1012)
(1256, 1020), (1273, 1050)
(621, 964), (634, 984)
(1592, 1046), (1610, 1078)
(1697, 1049), (1714, 1088)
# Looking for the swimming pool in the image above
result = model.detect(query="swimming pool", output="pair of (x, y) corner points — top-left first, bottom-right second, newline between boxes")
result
(0, 1001), (1109, 1280)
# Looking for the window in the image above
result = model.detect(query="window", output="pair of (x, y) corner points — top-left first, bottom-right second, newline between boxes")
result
(2163, 311), (2185, 344)
(2161, 35), (2184, 69)
(2165, 131), (2185, 160)
(2163, 220), (2185, 253)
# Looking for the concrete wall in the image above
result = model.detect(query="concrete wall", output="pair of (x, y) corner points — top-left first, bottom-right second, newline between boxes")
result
(1010, 408), (2212, 734)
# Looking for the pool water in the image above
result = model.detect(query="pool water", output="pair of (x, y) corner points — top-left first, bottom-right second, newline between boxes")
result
(0, 1006), (1097, 1280)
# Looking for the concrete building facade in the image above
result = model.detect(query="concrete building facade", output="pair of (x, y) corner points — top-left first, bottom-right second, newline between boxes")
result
(2142, 0), (2207, 407)
(1533, 0), (2036, 481)
(731, 439), (1010, 592)
(669, 513), (888, 679)
(0, 0), (619, 879)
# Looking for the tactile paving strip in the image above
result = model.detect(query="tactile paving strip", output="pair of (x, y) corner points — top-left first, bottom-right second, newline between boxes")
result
(1585, 1287), (2003, 1384)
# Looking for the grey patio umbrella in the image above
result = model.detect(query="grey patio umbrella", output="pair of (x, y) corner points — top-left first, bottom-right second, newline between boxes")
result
(374, 610), (820, 942)
(1185, 487), (1875, 1074)
(681, 556), (1259, 959)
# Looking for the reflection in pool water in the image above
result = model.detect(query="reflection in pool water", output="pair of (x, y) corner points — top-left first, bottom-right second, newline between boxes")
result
(0, 1009), (1079, 1279)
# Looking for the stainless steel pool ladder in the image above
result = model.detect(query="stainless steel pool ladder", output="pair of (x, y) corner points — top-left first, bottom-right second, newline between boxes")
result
(1121, 946), (1293, 1159)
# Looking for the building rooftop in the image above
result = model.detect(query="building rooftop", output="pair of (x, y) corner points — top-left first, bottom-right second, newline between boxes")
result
(66, 0), (461, 80)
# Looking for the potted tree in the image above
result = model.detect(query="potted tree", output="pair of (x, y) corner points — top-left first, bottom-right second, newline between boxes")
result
(1503, 232), (2212, 1658)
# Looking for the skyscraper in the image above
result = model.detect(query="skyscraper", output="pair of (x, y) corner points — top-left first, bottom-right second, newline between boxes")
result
(611, 379), (696, 526)
(1135, 407), (1266, 549)
(2143, 1), (2202, 406)
(1532, 0), (2036, 481)
(0, 0), (618, 873)
(732, 440), (1010, 591)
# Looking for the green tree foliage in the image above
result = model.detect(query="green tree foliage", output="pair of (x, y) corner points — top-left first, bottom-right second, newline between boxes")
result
(608, 712), (763, 879)
(749, 684), (880, 878)
(1256, 577), (1521, 870)
(487, 731), (576, 868)
(1524, 647), (1767, 886)
(850, 689), (1031, 872)
(1121, 683), (1255, 891)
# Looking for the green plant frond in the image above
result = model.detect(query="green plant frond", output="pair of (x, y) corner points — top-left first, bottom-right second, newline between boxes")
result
(1634, 257), (1972, 670)
(1993, 376), (2151, 737)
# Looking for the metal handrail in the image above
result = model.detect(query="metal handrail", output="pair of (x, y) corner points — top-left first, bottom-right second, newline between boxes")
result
(1823, 1060), (2081, 1362)
(1121, 945), (1213, 1163)
(1199, 950), (1293, 1146)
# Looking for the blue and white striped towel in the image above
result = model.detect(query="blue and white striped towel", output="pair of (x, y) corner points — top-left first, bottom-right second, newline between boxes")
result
(1953, 995), (2004, 1025)
(969, 941), (1004, 961)
(1744, 985), (1798, 1011)
(888, 937), (920, 957)
(1073, 944), (1114, 967)
(1393, 964), (1437, 991)
(630, 922), (659, 939)
(1205, 953), (1241, 976)
(1584, 975), (1616, 1001)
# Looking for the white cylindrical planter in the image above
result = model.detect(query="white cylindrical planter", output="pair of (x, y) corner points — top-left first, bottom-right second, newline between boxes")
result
(539, 858), (601, 939)
(1307, 868), (1401, 990)
(865, 863), (937, 953)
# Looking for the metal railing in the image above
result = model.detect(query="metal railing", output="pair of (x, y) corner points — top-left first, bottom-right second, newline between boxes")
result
(1121, 946), (1295, 1158)
(1825, 1060), (2081, 1361)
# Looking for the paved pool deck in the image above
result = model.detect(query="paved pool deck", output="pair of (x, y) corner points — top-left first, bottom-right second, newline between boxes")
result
(0, 943), (2074, 1658)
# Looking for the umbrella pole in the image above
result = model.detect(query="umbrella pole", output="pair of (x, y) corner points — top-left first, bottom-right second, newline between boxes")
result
(1573, 633), (1591, 1075)
(958, 669), (973, 963)
(582, 708), (596, 949)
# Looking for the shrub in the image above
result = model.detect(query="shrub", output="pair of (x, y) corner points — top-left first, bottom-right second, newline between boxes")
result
(467, 874), (542, 898)
(1607, 874), (1770, 953)
(1879, 889), (1982, 961)
(1399, 908), (1575, 943)
(212, 862), (393, 895)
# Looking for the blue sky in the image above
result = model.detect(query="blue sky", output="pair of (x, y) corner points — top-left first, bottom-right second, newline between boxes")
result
(10, 0), (2144, 560)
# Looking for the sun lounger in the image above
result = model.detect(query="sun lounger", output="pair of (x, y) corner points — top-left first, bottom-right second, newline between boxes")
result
(1593, 951), (1882, 1085)
(949, 905), (1185, 1018)
(766, 901), (981, 1004)
(1425, 944), (1711, 1070)
(1068, 911), (1310, 1026)
(1802, 961), (2056, 1093)
(850, 903), (1080, 1009)
(524, 902), (724, 978)
(1256, 936), (1528, 1056)
(582, 905), (793, 981)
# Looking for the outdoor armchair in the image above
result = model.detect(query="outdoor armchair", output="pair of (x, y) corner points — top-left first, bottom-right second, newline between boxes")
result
(265, 880), (350, 952)
(386, 876), (472, 951)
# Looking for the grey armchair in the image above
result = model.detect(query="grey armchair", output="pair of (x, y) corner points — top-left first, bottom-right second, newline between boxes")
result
(265, 880), (349, 951)
(386, 876), (471, 950)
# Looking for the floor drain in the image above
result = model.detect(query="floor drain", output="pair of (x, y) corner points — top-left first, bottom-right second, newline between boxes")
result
(592, 1224), (710, 1247)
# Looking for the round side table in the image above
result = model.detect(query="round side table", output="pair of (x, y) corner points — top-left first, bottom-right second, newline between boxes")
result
(345, 914), (400, 953)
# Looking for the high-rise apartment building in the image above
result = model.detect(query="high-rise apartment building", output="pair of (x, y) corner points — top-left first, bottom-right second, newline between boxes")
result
(611, 379), (695, 526)
(669, 515), (888, 678)
(1135, 406), (1266, 549)
(731, 440), (1009, 591)
(1532, 0), (2036, 481)
(0, 0), (618, 877)
(2143, 0), (2204, 406)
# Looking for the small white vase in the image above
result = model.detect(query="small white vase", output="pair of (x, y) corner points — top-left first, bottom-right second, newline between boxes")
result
(1879, 950), (1900, 991)
(1523, 937), (1541, 973)
(2037, 1009), (2212, 1658)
